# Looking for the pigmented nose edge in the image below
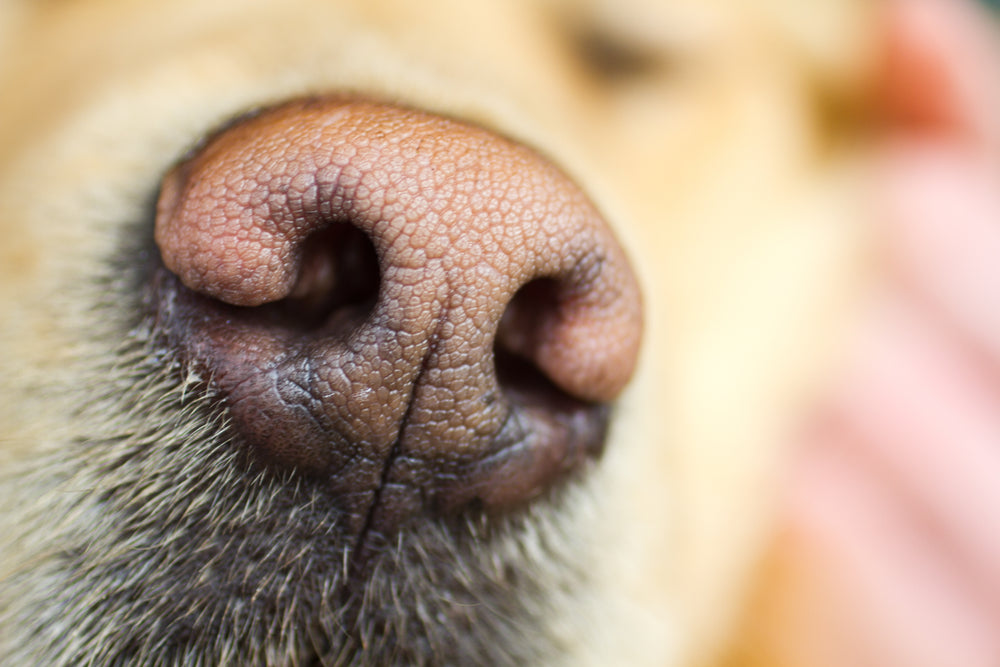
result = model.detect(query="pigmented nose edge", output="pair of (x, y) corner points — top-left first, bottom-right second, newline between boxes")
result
(150, 97), (643, 537)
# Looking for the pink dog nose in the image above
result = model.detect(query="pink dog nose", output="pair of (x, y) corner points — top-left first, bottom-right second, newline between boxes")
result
(152, 98), (641, 536)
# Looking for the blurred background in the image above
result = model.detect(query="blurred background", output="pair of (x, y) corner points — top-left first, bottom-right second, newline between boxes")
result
(721, 1), (1000, 665)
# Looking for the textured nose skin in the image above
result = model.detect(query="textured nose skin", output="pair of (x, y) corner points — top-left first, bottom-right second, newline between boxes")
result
(152, 98), (642, 537)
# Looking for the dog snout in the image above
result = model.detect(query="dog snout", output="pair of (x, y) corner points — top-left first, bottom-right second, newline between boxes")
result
(151, 98), (642, 538)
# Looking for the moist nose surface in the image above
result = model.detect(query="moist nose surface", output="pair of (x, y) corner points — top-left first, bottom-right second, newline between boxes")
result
(151, 98), (642, 539)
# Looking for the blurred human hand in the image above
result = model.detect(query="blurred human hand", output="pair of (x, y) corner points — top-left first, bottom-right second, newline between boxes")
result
(771, 1), (1000, 665)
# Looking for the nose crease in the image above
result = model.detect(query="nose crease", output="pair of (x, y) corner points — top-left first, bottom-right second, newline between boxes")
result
(151, 97), (642, 537)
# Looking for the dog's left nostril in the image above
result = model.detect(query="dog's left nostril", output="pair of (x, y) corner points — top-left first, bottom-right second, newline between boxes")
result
(263, 223), (381, 331)
(151, 98), (642, 537)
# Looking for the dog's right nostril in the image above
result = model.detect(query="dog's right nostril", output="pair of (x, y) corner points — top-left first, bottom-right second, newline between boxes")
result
(151, 98), (642, 538)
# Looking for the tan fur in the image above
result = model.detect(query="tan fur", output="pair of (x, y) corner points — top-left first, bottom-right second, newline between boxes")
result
(0, 0), (875, 664)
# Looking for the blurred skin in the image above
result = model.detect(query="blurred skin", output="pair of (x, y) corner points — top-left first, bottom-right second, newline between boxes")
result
(745, 0), (1000, 665)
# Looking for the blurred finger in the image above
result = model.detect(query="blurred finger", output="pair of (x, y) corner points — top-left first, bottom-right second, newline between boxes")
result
(831, 293), (1000, 606)
(882, 0), (1000, 152)
(784, 424), (1000, 667)
(882, 144), (1000, 369)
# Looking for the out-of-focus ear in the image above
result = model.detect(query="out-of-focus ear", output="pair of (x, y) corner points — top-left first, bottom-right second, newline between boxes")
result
(882, 0), (1000, 152)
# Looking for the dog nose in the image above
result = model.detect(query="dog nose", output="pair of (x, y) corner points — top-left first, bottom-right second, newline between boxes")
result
(152, 98), (641, 535)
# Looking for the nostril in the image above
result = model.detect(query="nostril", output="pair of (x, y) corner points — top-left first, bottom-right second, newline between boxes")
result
(496, 278), (562, 366)
(263, 223), (380, 333)
(148, 97), (642, 544)
(495, 278), (576, 404)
